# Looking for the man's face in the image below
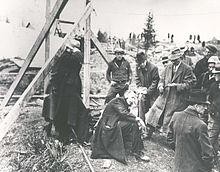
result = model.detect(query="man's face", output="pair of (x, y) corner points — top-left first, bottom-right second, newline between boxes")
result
(115, 52), (123, 60)
(126, 92), (138, 106)
(205, 48), (214, 58)
(171, 58), (181, 66)
(208, 63), (215, 72)
(196, 104), (208, 115)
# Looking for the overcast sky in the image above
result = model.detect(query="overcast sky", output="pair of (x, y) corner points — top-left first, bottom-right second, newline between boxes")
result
(1, 0), (220, 43)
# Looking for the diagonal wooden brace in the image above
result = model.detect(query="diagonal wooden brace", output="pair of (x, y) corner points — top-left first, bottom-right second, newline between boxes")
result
(1, 0), (69, 107)
(0, 3), (94, 142)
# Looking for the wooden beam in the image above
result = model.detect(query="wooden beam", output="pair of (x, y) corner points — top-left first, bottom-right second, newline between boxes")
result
(90, 31), (109, 65)
(0, 95), (46, 99)
(44, 0), (51, 93)
(45, 0), (51, 62)
(1, 0), (69, 107)
(83, 3), (91, 107)
(0, 3), (93, 142)
(57, 19), (75, 25)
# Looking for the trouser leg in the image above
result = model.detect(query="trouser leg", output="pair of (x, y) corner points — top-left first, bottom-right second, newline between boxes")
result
(209, 117), (220, 154)
(119, 121), (144, 154)
(105, 85), (118, 104)
(138, 94), (150, 123)
(146, 124), (155, 139)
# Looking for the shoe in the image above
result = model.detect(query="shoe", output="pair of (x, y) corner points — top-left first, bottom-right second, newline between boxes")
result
(82, 141), (91, 147)
(102, 159), (112, 169)
(132, 152), (150, 162)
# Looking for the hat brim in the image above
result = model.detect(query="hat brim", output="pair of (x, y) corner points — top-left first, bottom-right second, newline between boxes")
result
(212, 70), (220, 74)
(169, 54), (180, 60)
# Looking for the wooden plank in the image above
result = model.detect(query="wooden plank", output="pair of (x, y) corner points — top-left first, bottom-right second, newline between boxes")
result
(83, 4), (91, 107)
(0, 3), (93, 142)
(44, 0), (51, 93)
(57, 19), (75, 25)
(90, 31), (109, 65)
(1, 0), (69, 107)
(0, 95), (46, 99)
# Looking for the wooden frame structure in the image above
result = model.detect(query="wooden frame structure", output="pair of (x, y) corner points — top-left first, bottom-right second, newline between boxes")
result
(0, 0), (109, 141)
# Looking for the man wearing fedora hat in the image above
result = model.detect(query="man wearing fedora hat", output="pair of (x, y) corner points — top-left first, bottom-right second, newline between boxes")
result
(105, 47), (132, 104)
(194, 44), (218, 80)
(135, 52), (160, 123)
(167, 89), (215, 172)
(208, 63), (220, 157)
(145, 48), (196, 138)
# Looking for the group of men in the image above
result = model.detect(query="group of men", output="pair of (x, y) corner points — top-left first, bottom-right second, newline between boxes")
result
(91, 45), (220, 171)
(41, 38), (220, 171)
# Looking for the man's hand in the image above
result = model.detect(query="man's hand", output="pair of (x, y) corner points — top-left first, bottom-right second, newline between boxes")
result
(137, 87), (147, 94)
(167, 83), (177, 87)
(158, 86), (164, 94)
(110, 81), (117, 86)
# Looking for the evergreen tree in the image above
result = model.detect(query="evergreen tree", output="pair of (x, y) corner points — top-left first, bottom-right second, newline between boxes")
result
(142, 12), (156, 51)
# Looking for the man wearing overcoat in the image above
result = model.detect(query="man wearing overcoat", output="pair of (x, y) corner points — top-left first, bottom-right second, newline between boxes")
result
(91, 90), (149, 164)
(145, 48), (196, 137)
(167, 90), (214, 172)
(135, 52), (160, 122)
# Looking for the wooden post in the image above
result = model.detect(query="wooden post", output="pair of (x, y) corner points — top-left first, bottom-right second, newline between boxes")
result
(0, 4), (94, 141)
(1, 0), (69, 107)
(44, 0), (51, 93)
(90, 31), (109, 65)
(83, 0), (91, 107)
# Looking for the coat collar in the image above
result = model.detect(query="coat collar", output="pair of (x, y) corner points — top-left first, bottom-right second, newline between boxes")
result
(172, 62), (184, 82)
(184, 105), (200, 118)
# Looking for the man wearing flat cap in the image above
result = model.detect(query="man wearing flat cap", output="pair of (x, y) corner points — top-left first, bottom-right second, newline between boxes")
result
(135, 52), (160, 123)
(145, 48), (196, 138)
(167, 89), (215, 172)
(105, 47), (132, 104)
(194, 44), (218, 80)
(208, 63), (220, 157)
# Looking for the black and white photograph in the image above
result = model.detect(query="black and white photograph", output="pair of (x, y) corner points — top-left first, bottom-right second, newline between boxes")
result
(0, 0), (219, 171)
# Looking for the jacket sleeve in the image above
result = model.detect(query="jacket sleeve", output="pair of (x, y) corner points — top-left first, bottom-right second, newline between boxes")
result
(147, 67), (160, 96)
(198, 124), (214, 169)
(135, 65), (142, 87)
(113, 99), (136, 122)
(167, 115), (175, 150)
(127, 62), (132, 83)
(176, 66), (196, 92)
(106, 64), (112, 83)
(158, 67), (166, 89)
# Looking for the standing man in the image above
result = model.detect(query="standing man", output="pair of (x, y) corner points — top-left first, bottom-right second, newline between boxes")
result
(91, 90), (149, 164)
(105, 48), (132, 104)
(194, 44), (218, 80)
(208, 64), (220, 157)
(145, 48), (196, 138)
(135, 52), (160, 122)
(196, 56), (219, 91)
(167, 90), (215, 172)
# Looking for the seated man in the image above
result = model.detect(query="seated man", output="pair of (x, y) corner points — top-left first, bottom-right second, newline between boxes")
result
(91, 90), (149, 164)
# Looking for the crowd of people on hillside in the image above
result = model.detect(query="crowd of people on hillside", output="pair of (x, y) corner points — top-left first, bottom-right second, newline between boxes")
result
(41, 38), (220, 171)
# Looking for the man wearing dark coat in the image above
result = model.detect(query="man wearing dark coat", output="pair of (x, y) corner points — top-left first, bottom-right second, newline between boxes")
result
(193, 44), (217, 80)
(167, 90), (215, 172)
(145, 48), (196, 138)
(208, 64), (220, 157)
(42, 39), (89, 144)
(105, 48), (132, 104)
(135, 52), (160, 122)
(91, 90), (149, 164)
